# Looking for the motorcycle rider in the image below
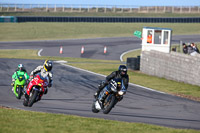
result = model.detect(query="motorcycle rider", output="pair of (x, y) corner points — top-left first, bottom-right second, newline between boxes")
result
(11, 64), (29, 92)
(26, 60), (53, 96)
(94, 65), (129, 101)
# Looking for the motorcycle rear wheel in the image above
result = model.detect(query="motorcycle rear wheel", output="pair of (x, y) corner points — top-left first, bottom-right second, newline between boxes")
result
(103, 95), (116, 114)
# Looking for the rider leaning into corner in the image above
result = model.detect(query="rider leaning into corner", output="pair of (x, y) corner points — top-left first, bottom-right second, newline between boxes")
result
(94, 65), (129, 101)
(25, 60), (53, 97)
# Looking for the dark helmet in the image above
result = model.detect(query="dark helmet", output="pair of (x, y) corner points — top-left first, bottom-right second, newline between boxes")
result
(43, 60), (53, 72)
(18, 64), (25, 71)
(118, 65), (127, 77)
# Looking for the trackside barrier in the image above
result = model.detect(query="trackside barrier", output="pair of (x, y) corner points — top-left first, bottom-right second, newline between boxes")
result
(16, 16), (200, 23)
(0, 16), (17, 22)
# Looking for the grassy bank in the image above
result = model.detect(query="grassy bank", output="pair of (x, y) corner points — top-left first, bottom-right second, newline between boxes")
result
(0, 23), (200, 41)
(0, 107), (199, 133)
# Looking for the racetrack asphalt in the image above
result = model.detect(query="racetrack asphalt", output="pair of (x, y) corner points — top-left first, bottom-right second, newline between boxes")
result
(0, 36), (200, 130)
(0, 35), (200, 60)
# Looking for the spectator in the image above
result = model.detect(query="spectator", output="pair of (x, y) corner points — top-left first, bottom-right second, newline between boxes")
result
(191, 43), (199, 53)
(188, 45), (198, 56)
(182, 43), (188, 54)
(147, 32), (152, 43)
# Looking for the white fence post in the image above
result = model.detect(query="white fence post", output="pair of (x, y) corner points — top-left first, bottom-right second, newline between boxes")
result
(163, 6), (166, 13)
(7, 5), (9, 12)
(71, 6), (73, 12)
(15, 4), (17, 12)
(46, 4), (48, 12)
(54, 4), (56, 12)
(63, 5), (65, 12)
(96, 6), (98, 12)
(180, 6), (182, 13)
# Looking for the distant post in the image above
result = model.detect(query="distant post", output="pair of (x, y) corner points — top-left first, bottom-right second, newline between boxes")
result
(54, 4), (56, 12)
(46, 4), (48, 12)
(7, 5), (9, 12)
(63, 5), (65, 12)
(96, 6), (98, 12)
(15, 5), (17, 12)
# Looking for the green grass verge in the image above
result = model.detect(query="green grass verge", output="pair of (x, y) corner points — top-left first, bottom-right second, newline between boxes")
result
(0, 107), (199, 133)
(0, 23), (200, 41)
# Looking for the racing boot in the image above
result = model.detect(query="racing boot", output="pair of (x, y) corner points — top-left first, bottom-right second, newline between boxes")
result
(44, 88), (48, 94)
(94, 82), (106, 98)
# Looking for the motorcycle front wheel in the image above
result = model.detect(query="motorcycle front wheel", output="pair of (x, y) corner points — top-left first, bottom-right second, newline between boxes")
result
(28, 90), (39, 107)
(103, 94), (116, 114)
(92, 100), (100, 113)
(16, 87), (23, 99)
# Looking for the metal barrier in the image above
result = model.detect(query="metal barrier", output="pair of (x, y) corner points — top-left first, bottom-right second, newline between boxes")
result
(17, 16), (200, 23)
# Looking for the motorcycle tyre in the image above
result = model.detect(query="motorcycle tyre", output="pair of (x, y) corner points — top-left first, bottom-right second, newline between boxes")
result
(92, 100), (100, 113)
(23, 98), (28, 107)
(28, 90), (38, 107)
(103, 95), (116, 114)
(16, 87), (23, 99)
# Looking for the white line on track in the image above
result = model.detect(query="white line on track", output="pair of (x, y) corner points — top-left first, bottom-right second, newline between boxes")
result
(38, 49), (43, 56)
(120, 48), (141, 62)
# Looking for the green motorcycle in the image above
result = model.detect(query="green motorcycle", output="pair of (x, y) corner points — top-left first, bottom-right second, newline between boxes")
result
(13, 75), (26, 99)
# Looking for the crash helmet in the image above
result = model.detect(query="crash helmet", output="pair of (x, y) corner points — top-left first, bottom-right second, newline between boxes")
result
(43, 60), (53, 72)
(18, 64), (25, 71)
(118, 65), (127, 77)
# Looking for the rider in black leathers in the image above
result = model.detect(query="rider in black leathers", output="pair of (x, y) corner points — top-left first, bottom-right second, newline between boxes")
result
(94, 65), (129, 100)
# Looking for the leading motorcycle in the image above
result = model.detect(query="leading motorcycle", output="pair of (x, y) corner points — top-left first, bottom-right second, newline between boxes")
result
(92, 78), (126, 114)
(23, 73), (49, 107)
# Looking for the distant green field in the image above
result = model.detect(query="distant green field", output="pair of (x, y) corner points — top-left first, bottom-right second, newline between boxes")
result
(0, 22), (200, 41)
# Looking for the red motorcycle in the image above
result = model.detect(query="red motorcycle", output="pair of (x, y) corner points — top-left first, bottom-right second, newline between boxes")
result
(23, 73), (49, 107)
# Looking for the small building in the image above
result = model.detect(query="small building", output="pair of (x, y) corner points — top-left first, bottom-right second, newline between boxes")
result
(142, 27), (172, 53)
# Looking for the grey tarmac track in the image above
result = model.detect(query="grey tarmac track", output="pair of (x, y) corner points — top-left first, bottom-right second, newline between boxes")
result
(0, 58), (200, 130)
(0, 35), (200, 60)
(0, 36), (200, 130)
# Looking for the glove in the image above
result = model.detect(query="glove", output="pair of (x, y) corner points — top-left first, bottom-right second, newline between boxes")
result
(11, 82), (14, 86)
(29, 75), (34, 81)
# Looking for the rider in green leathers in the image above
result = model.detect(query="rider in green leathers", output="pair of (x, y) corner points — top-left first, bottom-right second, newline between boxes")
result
(11, 64), (29, 95)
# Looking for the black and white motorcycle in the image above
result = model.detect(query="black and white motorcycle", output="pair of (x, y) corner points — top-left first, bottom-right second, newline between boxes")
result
(92, 78), (126, 114)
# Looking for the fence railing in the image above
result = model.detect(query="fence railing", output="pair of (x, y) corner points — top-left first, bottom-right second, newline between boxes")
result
(0, 4), (200, 13)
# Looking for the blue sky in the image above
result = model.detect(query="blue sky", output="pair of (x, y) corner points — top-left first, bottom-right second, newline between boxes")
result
(0, 0), (200, 6)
